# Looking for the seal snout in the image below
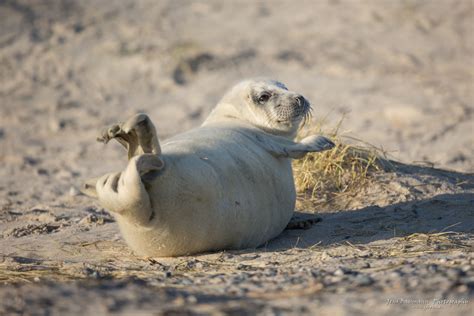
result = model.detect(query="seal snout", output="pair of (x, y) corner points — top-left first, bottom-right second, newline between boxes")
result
(295, 95), (311, 112)
(295, 95), (306, 107)
(291, 94), (311, 119)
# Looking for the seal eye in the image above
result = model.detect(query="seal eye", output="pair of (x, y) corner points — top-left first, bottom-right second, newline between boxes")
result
(258, 93), (271, 104)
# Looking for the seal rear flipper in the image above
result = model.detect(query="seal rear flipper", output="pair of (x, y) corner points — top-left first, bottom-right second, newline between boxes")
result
(81, 176), (100, 198)
(95, 154), (164, 226)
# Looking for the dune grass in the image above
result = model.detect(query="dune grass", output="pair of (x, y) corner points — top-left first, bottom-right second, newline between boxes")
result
(293, 118), (392, 210)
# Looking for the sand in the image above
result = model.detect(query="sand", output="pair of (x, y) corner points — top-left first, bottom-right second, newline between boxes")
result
(0, 0), (473, 315)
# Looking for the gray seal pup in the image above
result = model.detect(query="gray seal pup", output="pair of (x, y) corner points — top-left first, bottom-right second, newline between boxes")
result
(83, 79), (334, 257)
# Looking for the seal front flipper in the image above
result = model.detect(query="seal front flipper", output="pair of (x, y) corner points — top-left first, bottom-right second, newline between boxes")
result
(296, 135), (335, 155)
(256, 133), (335, 159)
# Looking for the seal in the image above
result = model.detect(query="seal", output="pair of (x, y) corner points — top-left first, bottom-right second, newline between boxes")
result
(83, 79), (334, 257)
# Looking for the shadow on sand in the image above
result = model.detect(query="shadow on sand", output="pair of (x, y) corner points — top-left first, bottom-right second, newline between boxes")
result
(269, 192), (473, 251)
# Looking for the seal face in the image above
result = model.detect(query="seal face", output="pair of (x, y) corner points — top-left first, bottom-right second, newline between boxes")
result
(249, 80), (311, 130)
(84, 79), (334, 257)
(205, 79), (312, 138)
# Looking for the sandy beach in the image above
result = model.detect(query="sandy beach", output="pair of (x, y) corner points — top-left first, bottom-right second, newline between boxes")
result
(0, 0), (473, 314)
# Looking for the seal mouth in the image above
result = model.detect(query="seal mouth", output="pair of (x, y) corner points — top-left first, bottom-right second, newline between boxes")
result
(275, 100), (312, 127)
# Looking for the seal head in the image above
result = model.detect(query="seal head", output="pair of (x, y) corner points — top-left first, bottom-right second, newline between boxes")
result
(204, 79), (312, 138)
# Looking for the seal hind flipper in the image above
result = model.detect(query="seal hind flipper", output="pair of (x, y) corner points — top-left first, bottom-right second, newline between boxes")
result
(93, 154), (159, 225)
(81, 176), (100, 197)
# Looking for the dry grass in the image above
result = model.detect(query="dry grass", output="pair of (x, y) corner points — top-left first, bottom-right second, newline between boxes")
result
(293, 118), (392, 210)
(343, 232), (471, 262)
(0, 260), (158, 284)
(0, 264), (79, 284)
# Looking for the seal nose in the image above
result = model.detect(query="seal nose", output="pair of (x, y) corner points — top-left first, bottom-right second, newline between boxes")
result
(295, 95), (307, 108)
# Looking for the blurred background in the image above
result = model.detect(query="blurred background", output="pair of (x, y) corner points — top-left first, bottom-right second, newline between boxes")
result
(0, 0), (472, 181)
